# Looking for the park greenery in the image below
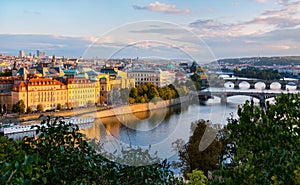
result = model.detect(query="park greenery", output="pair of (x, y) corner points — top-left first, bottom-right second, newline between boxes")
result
(0, 71), (12, 77)
(128, 82), (188, 104)
(233, 67), (282, 80)
(12, 100), (26, 114)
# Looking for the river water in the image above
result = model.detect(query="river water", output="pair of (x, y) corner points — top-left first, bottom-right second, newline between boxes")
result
(81, 96), (255, 169)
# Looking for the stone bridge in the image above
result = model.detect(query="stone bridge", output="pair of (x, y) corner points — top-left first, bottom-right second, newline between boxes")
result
(222, 78), (300, 90)
(197, 88), (300, 108)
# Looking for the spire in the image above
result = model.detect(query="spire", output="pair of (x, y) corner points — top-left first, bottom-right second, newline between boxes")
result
(52, 55), (56, 65)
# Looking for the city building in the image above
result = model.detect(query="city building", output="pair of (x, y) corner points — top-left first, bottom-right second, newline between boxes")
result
(127, 69), (175, 87)
(11, 77), (68, 111)
(99, 68), (135, 104)
(0, 77), (14, 113)
(19, 50), (25, 58)
(36, 50), (46, 58)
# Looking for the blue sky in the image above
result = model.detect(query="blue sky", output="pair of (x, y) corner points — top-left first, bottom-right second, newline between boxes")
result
(1, 0), (300, 61)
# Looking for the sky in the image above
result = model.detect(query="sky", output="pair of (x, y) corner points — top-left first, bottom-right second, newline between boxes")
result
(1, 0), (300, 62)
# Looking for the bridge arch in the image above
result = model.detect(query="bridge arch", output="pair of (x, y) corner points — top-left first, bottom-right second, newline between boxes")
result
(224, 81), (234, 89)
(239, 81), (250, 89)
(226, 95), (260, 104)
(286, 82), (297, 90)
(254, 82), (266, 90)
(270, 82), (281, 90)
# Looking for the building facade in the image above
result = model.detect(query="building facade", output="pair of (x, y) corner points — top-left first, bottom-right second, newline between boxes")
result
(11, 77), (68, 111)
(127, 69), (175, 87)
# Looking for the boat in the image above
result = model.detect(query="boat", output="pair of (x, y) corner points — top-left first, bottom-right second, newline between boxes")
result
(0, 116), (94, 135)
(0, 123), (40, 135)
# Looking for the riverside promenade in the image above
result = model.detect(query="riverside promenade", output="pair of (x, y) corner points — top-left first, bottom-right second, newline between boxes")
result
(9, 96), (190, 123)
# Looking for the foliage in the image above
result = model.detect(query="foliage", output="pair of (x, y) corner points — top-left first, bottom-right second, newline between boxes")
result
(12, 100), (26, 114)
(0, 117), (183, 184)
(129, 82), (185, 104)
(56, 103), (62, 110)
(190, 73), (204, 91)
(190, 61), (199, 73)
(185, 170), (208, 185)
(0, 71), (12, 76)
(177, 120), (227, 178)
(234, 67), (281, 80)
(36, 104), (43, 112)
(26, 106), (33, 114)
(221, 93), (300, 184)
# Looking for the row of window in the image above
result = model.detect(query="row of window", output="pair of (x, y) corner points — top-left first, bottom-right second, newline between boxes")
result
(136, 78), (159, 81)
(129, 73), (158, 77)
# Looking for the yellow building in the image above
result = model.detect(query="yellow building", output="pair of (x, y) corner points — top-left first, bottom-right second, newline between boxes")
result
(63, 78), (95, 108)
(0, 77), (13, 113)
(11, 77), (68, 111)
(98, 68), (135, 103)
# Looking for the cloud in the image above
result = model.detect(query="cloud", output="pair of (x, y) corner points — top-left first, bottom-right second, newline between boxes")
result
(189, 19), (230, 30)
(189, 0), (300, 39)
(244, 1), (300, 29)
(133, 1), (190, 14)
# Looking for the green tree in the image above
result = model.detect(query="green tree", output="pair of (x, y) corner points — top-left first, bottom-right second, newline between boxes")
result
(185, 170), (208, 185)
(190, 61), (198, 73)
(177, 120), (227, 178)
(56, 103), (62, 110)
(0, 71), (12, 76)
(12, 100), (26, 114)
(36, 104), (43, 112)
(148, 86), (159, 100)
(190, 73), (203, 91)
(0, 117), (184, 185)
(27, 106), (33, 113)
(129, 87), (138, 99)
(222, 93), (300, 184)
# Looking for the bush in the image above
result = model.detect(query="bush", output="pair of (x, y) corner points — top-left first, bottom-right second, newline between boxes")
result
(0, 116), (183, 184)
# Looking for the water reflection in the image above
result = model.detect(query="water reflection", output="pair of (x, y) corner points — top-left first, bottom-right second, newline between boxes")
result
(84, 102), (237, 162)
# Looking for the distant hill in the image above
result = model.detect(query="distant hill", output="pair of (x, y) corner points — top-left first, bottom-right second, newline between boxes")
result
(217, 56), (300, 66)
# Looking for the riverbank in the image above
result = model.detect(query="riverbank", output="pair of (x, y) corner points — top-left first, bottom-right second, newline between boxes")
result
(95, 96), (189, 118)
(3, 96), (190, 123)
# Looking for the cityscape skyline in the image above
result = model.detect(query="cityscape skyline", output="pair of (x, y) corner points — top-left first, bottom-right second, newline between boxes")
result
(1, 0), (300, 60)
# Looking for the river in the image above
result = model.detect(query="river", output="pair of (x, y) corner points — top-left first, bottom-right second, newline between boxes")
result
(81, 96), (255, 169)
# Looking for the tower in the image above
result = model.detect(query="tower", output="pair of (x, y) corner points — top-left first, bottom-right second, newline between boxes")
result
(19, 50), (25, 58)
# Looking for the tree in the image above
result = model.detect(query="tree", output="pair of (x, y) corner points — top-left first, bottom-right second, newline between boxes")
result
(148, 86), (159, 100)
(177, 120), (227, 178)
(222, 93), (300, 184)
(12, 100), (26, 114)
(190, 73), (203, 91)
(0, 117), (184, 185)
(36, 104), (43, 112)
(185, 170), (208, 185)
(56, 103), (62, 110)
(190, 61), (198, 73)
(27, 106), (33, 114)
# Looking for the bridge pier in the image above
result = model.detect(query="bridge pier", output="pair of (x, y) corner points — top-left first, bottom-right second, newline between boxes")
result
(220, 93), (227, 105)
(281, 83), (286, 90)
(249, 82), (255, 89)
(259, 93), (266, 108)
(234, 81), (239, 89)
(265, 82), (271, 90)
